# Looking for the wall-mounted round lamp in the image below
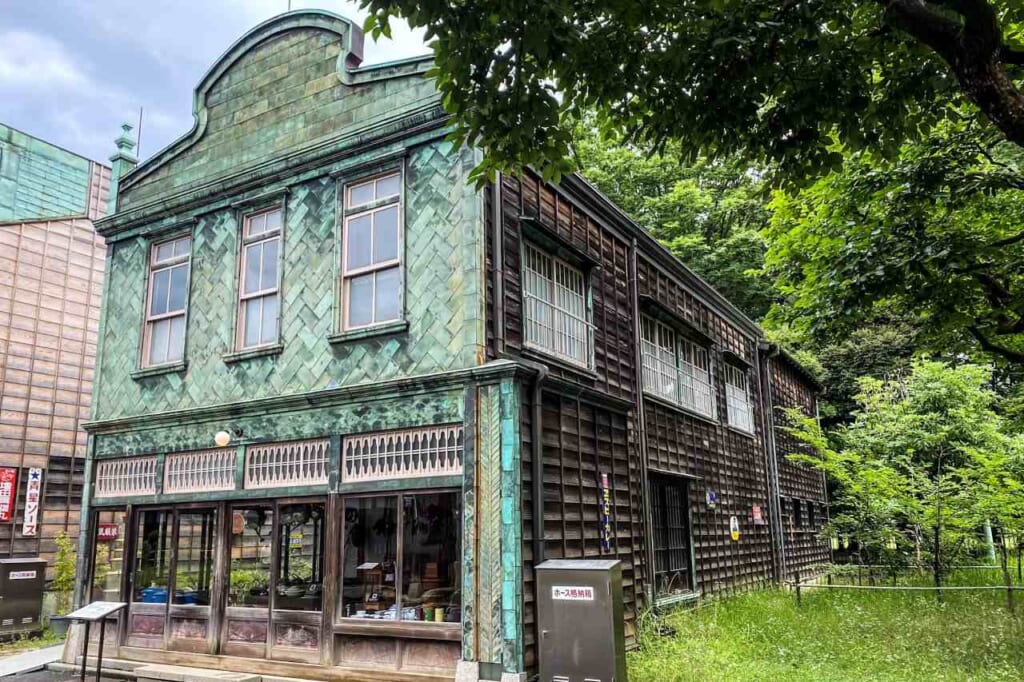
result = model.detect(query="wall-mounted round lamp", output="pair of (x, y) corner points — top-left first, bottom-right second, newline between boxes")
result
(214, 430), (232, 447)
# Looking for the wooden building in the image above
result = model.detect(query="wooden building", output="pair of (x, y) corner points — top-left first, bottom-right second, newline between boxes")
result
(0, 123), (110, 575)
(74, 11), (827, 681)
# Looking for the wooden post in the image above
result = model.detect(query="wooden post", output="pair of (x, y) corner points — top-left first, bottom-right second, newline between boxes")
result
(827, 572), (833, 586)
(1017, 539), (1022, 584)
(795, 570), (802, 608)
(857, 564), (862, 586)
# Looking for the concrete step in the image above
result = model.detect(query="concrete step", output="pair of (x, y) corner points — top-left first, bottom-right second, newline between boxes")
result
(48, 661), (137, 680)
(134, 664), (261, 682)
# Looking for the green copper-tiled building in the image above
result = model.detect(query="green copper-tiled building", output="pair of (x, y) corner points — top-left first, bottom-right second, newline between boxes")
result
(76, 10), (828, 681)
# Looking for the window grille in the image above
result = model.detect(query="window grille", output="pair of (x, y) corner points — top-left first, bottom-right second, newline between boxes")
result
(641, 316), (716, 418)
(164, 448), (236, 493)
(522, 242), (592, 367)
(651, 475), (693, 595)
(143, 235), (191, 367)
(94, 456), (158, 497)
(244, 438), (330, 489)
(237, 207), (283, 349)
(342, 425), (463, 483)
(725, 363), (754, 433)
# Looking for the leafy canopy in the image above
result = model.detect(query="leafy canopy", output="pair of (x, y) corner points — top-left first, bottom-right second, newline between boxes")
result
(361, 1), (1024, 183)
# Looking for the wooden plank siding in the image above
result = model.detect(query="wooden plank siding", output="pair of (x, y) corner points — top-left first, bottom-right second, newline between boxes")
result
(769, 355), (831, 576)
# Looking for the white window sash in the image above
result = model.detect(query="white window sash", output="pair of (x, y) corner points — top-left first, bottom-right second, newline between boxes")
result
(237, 208), (283, 349)
(142, 236), (191, 368)
(725, 364), (754, 432)
(640, 315), (717, 419)
(522, 242), (592, 367)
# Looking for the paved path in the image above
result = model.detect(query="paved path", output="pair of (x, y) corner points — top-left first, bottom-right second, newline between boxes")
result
(0, 644), (63, 677)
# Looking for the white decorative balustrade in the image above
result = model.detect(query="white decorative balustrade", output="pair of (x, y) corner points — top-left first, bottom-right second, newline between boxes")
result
(342, 425), (463, 483)
(164, 448), (236, 493)
(94, 456), (158, 497)
(244, 438), (330, 489)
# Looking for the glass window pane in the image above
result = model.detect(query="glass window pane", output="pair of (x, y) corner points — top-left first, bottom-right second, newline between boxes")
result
(150, 269), (170, 316)
(345, 215), (372, 271)
(132, 510), (172, 603)
(244, 243), (263, 295)
(259, 294), (278, 345)
(168, 264), (189, 312)
(260, 238), (279, 291)
(276, 504), (325, 612)
(372, 206), (399, 263)
(173, 237), (192, 258)
(400, 493), (461, 622)
(374, 268), (400, 323)
(228, 507), (273, 608)
(342, 496), (397, 619)
(243, 298), (262, 347)
(348, 182), (374, 208)
(91, 510), (127, 603)
(167, 315), (186, 362)
(375, 174), (400, 201)
(149, 319), (170, 365)
(155, 242), (175, 263)
(173, 510), (217, 606)
(247, 212), (266, 237)
(264, 209), (282, 232)
(347, 274), (373, 327)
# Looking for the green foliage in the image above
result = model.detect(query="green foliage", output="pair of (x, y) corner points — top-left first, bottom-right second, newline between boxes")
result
(764, 121), (1024, 366)
(360, 0), (1024, 185)
(785, 360), (1024, 579)
(629, 585), (1024, 681)
(574, 126), (776, 320)
(52, 531), (76, 617)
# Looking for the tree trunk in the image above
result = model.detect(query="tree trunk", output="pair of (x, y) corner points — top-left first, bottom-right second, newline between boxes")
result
(1000, 533), (1014, 614)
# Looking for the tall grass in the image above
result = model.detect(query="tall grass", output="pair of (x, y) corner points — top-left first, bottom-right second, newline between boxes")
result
(629, 570), (1024, 681)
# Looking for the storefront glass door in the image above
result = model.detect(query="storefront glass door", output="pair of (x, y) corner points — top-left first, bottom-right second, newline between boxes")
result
(222, 505), (273, 658)
(167, 509), (217, 652)
(270, 502), (325, 662)
(126, 510), (172, 648)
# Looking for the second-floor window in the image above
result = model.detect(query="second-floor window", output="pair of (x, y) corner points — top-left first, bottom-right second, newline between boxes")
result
(725, 363), (754, 433)
(641, 316), (716, 418)
(522, 242), (591, 368)
(342, 172), (402, 330)
(237, 207), (282, 349)
(143, 235), (191, 367)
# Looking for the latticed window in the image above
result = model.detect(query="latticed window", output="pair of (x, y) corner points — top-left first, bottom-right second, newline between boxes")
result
(522, 242), (592, 367)
(164, 448), (236, 493)
(237, 206), (283, 348)
(651, 475), (693, 596)
(143, 235), (191, 367)
(244, 438), (329, 489)
(94, 457), (158, 497)
(725, 363), (754, 433)
(640, 316), (716, 418)
(342, 172), (402, 329)
(341, 424), (463, 483)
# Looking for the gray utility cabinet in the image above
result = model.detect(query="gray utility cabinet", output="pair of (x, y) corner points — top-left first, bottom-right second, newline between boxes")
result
(536, 559), (628, 682)
(0, 558), (46, 636)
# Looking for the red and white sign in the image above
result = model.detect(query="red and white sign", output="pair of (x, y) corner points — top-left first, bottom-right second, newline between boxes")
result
(97, 523), (120, 542)
(0, 468), (17, 522)
(21, 468), (41, 537)
(752, 504), (765, 525)
(9, 570), (37, 580)
(552, 586), (595, 601)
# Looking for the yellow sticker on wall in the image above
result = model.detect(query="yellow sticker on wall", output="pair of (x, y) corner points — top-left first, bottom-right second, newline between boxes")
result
(730, 515), (740, 541)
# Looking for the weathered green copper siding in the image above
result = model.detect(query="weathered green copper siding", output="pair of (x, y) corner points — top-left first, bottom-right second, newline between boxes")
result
(0, 123), (94, 220)
(94, 140), (484, 420)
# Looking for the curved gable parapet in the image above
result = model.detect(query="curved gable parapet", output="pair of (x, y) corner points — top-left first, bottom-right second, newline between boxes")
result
(116, 10), (436, 214)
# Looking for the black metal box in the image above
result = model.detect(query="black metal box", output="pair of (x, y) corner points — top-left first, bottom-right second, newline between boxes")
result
(536, 559), (627, 682)
(0, 558), (47, 635)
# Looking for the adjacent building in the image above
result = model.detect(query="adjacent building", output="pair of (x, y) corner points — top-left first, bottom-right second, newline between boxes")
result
(0, 123), (110, 575)
(74, 11), (828, 681)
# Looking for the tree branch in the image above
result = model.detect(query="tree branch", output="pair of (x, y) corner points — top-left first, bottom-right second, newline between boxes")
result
(968, 325), (1024, 363)
(1002, 46), (1024, 66)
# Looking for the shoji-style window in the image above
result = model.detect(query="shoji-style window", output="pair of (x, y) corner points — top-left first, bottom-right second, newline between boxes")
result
(143, 235), (191, 367)
(522, 242), (592, 367)
(640, 316), (716, 418)
(725, 363), (754, 433)
(342, 172), (402, 330)
(237, 207), (282, 348)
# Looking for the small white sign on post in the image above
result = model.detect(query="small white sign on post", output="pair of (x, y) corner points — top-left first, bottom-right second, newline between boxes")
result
(552, 585), (595, 601)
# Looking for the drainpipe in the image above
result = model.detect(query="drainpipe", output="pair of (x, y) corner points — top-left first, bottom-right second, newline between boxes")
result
(107, 123), (138, 215)
(491, 173), (506, 357)
(759, 342), (788, 583)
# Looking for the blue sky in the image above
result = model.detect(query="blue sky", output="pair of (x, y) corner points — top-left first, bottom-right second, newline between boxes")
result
(0, 0), (428, 164)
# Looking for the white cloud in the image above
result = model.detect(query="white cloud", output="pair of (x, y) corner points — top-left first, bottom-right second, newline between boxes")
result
(0, 30), (96, 93)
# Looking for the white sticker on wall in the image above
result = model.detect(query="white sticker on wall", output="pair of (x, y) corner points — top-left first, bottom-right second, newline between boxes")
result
(9, 571), (36, 580)
(552, 586), (595, 601)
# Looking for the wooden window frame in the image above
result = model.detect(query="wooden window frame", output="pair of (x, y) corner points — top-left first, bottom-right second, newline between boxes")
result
(141, 234), (192, 368)
(724, 362), (755, 434)
(521, 241), (594, 369)
(340, 170), (404, 332)
(236, 206), (283, 350)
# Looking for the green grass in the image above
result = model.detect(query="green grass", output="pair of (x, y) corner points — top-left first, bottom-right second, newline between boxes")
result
(629, 577), (1024, 681)
(0, 628), (63, 658)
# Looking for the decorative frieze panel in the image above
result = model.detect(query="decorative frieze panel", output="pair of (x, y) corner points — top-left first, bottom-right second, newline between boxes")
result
(94, 457), (158, 498)
(164, 448), (236, 493)
(245, 438), (329, 489)
(342, 425), (463, 483)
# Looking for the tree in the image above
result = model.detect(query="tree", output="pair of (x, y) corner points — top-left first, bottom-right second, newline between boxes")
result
(764, 120), (1024, 366)
(574, 128), (776, 319)
(787, 360), (1023, 586)
(361, 1), (1024, 183)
